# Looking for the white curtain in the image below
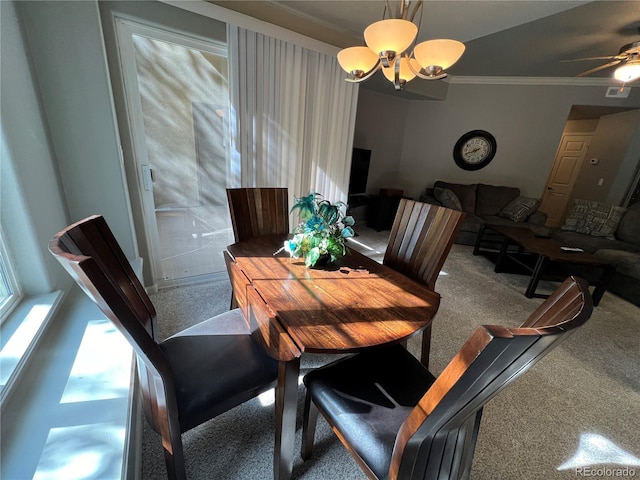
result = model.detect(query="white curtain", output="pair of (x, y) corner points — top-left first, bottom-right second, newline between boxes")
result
(227, 25), (358, 205)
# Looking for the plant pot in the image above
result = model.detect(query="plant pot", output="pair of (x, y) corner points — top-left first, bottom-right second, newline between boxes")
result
(314, 253), (332, 266)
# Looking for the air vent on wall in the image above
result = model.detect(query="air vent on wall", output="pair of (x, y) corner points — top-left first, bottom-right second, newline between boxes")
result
(605, 86), (631, 98)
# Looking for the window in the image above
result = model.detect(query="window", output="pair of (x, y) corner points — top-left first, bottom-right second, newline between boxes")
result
(0, 228), (21, 323)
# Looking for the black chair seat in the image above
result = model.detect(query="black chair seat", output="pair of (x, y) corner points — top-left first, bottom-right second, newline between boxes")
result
(161, 310), (279, 432)
(303, 345), (436, 479)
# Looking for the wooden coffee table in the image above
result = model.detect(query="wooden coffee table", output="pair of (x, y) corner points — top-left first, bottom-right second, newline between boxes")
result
(475, 224), (614, 306)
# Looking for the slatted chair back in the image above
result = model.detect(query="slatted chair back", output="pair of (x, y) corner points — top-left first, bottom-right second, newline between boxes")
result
(227, 187), (289, 242)
(383, 199), (465, 365)
(391, 276), (593, 480)
(48, 215), (177, 450)
(384, 198), (465, 291)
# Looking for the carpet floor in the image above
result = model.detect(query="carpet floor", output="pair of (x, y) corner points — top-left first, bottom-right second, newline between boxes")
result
(144, 226), (640, 479)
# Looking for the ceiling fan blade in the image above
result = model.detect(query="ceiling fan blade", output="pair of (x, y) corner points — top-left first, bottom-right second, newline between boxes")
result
(561, 56), (619, 63)
(576, 60), (623, 77)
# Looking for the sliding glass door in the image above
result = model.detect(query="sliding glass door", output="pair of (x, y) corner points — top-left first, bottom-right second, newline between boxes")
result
(116, 20), (234, 288)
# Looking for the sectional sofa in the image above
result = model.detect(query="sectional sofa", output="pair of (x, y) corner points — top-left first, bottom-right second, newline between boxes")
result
(420, 181), (639, 307)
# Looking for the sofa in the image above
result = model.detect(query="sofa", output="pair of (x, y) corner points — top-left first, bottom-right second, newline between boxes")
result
(419, 181), (547, 246)
(549, 200), (640, 307)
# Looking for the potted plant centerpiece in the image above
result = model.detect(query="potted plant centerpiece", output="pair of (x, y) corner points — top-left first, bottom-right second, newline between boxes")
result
(283, 192), (355, 267)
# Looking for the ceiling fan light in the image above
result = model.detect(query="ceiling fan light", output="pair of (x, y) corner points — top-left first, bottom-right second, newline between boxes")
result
(413, 39), (466, 71)
(382, 57), (420, 83)
(614, 60), (640, 83)
(364, 19), (418, 57)
(337, 46), (379, 76)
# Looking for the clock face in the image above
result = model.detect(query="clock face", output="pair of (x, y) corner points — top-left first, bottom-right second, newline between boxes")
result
(462, 137), (492, 163)
(454, 130), (497, 170)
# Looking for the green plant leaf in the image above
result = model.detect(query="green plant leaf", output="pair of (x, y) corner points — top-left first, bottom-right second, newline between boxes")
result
(305, 247), (320, 267)
(341, 226), (355, 238)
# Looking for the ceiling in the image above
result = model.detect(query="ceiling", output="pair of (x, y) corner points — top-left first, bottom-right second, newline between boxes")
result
(209, 1), (640, 97)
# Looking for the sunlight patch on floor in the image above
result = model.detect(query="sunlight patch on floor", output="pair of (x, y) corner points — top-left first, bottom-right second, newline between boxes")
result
(257, 375), (305, 407)
(347, 237), (376, 251)
(557, 433), (640, 471)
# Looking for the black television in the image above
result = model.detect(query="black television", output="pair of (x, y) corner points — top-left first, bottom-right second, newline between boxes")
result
(348, 148), (371, 195)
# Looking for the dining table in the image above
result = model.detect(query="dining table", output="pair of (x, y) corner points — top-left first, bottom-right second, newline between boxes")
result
(226, 234), (441, 480)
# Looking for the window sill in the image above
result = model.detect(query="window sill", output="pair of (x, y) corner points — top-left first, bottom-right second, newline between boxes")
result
(0, 290), (64, 402)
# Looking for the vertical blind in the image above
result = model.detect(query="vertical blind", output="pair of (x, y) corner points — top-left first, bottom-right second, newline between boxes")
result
(228, 25), (358, 205)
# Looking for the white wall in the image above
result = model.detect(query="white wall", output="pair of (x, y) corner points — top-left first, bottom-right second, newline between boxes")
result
(355, 82), (640, 203)
(572, 110), (640, 204)
(1, 2), (69, 294)
(17, 1), (137, 261)
(352, 90), (411, 195)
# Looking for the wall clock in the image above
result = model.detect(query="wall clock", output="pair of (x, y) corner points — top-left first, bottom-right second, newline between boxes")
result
(453, 130), (497, 171)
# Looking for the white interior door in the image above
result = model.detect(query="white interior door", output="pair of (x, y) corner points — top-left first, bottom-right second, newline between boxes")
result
(115, 20), (234, 288)
(539, 134), (592, 226)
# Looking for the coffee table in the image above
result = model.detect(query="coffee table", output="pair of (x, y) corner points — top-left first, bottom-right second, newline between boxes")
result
(475, 224), (614, 306)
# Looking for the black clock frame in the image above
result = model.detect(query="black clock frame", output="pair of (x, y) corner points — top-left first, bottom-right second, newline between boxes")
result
(453, 130), (497, 171)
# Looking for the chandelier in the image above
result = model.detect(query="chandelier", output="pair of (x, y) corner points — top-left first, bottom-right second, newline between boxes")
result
(337, 1), (465, 90)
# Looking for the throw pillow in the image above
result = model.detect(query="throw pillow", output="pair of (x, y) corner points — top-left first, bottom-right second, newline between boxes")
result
(561, 199), (627, 237)
(434, 187), (462, 210)
(434, 181), (476, 212)
(499, 196), (540, 222)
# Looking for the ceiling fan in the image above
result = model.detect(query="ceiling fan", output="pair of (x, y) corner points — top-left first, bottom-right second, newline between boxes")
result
(566, 41), (640, 82)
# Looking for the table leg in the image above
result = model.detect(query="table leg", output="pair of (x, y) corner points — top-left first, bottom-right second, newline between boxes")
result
(592, 265), (615, 307)
(494, 235), (511, 273)
(274, 357), (300, 480)
(473, 225), (486, 256)
(526, 255), (548, 298)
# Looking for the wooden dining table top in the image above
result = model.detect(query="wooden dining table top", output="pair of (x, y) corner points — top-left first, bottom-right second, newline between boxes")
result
(227, 234), (441, 354)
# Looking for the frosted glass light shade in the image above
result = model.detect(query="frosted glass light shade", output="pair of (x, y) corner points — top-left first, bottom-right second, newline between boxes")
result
(364, 19), (418, 55)
(614, 60), (640, 82)
(337, 46), (379, 74)
(382, 57), (420, 83)
(413, 39), (465, 70)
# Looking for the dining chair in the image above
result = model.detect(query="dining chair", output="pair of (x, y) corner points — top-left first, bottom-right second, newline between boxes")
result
(301, 276), (593, 480)
(48, 215), (295, 480)
(226, 187), (290, 308)
(226, 187), (289, 243)
(383, 198), (465, 366)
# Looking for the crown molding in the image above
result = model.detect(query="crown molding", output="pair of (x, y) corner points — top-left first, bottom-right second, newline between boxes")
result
(447, 76), (629, 87)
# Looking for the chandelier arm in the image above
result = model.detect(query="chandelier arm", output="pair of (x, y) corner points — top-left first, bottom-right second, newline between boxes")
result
(344, 61), (382, 83)
(413, 70), (448, 80)
(408, 2), (424, 51)
(383, 0), (392, 19)
(394, 57), (402, 90)
(408, 0), (423, 22)
(406, 59), (447, 80)
(399, 0), (407, 19)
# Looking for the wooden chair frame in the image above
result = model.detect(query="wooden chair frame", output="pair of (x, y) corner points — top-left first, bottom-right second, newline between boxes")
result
(384, 199), (465, 366)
